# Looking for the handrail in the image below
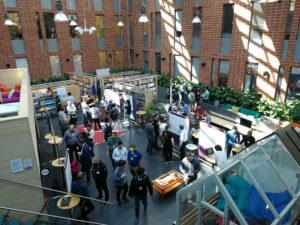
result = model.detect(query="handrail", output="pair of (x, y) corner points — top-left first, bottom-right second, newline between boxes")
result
(0, 206), (107, 225)
(0, 177), (114, 206)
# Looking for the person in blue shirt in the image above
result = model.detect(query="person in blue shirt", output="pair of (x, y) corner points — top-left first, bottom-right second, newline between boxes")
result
(72, 171), (95, 220)
(114, 160), (129, 206)
(226, 126), (240, 158)
(127, 144), (142, 176)
(181, 100), (189, 116)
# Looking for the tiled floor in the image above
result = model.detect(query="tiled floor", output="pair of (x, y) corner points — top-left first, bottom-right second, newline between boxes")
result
(38, 114), (182, 225)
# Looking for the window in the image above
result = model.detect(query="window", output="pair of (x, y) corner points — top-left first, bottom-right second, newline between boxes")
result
(115, 16), (123, 48)
(41, 0), (52, 9)
(94, 0), (103, 11)
(7, 12), (25, 54)
(35, 12), (44, 52)
(5, 0), (17, 7)
(220, 4), (234, 55)
(243, 63), (258, 92)
(68, 14), (79, 38)
(155, 53), (161, 73)
(286, 67), (300, 101)
(99, 51), (107, 68)
(15, 58), (28, 69)
(73, 54), (83, 75)
(218, 60), (229, 87)
(129, 16), (134, 47)
(155, 12), (161, 48)
(155, 0), (160, 9)
(130, 49), (135, 65)
(66, 0), (76, 10)
(192, 7), (201, 52)
(128, 0), (133, 12)
(174, 55), (182, 78)
(143, 22), (149, 48)
(293, 19), (300, 61)
(175, 10), (182, 37)
(50, 55), (62, 77)
(43, 13), (57, 39)
(114, 0), (120, 12)
(191, 57), (200, 83)
(275, 66), (284, 101)
(175, 0), (182, 7)
(144, 51), (149, 71)
(96, 15), (105, 48)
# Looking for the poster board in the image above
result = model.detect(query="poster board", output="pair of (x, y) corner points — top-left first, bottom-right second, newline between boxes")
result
(198, 122), (226, 157)
(64, 152), (72, 193)
(56, 86), (68, 98)
(169, 112), (189, 144)
(96, 68), (110, 78)
(104, 89), (120, 106)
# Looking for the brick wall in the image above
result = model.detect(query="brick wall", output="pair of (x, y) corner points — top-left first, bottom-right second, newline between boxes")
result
(0, 0), (300, 101)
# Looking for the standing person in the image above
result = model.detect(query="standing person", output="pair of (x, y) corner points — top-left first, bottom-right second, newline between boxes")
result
(67, 101), (77, 125)
(71, 171), (95, 220)
(67, 92), (76, 105)
(226, 126), (240, 158)
(240, 130), (255, 148)
(180, 81), (187, 102)
(179, 152), (201, 185)
(195, 90), (201, 106)
(114, 160), (129, 206)
(159, 118), (167, 137)
(63, 125), (79, 161)
(125, 99), (132, 130)
(161, 125), (174, 163)
(188, 90), (196, 112)
(129, 167), (153, 225)
(55, 95), (62, 115)
(58, 107), (69, 136)
(204, 109), (211, 124)
(179, 124), (188, 159)
(204, 145), (227, 167)
(84, 124), (95, 157)
(145, 120), (155, 155)
(103, 118), (113, 142)
(201, 87), (210, 103)
(92, 155), (109, 201)
(106, 132), (121, 168)
(153, 119), (160, 150)
(127, 144), (142, 176)
(112, 141), (128, 168)
(181, 101), (189, 116)
(89, 103), (101, 130)
(110, 103), (122, 131)
(81, 98), (90, 127)
(191, 124), (200, 145)
(78, 139), (93, 184)
(99, 97), (108, 121)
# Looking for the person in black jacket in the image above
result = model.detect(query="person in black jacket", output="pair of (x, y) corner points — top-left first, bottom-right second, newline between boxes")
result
(161, 125), (174, 163)
(152, 119), (160, 150)
(125, 99), (132, 130)
(92, 155), (109, 201)
(129, 167), (153, 225)
(240, 130), (256, 148)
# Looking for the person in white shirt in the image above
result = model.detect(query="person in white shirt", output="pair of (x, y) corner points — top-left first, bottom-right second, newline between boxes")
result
(190, 124), (200, 145)
(159, 118), (167, 137)
(67, 92), (76, 105)
(204, 110), (211, 125)
(201, 87), (210, 103)
(81, 99), (90, 127)
(67, 101), (77, 125)
(89, 104), (101, 130)
(85, 124), (95, 156)
(112, 141), (128, 168)
(179, 124), (188, 159)
(205, 145), (227, 168)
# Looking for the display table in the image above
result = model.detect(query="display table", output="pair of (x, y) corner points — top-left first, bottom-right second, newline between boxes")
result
(48, 136), (63, 144)
(152, 170), (184, 197)
(57, 194), (80, 216)
(186, 144), (198, 154)
(52, 157), (65, 167)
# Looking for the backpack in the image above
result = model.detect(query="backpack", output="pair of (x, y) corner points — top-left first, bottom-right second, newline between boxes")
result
(104, 123), (112, 141)
(110, 108), (119, 121)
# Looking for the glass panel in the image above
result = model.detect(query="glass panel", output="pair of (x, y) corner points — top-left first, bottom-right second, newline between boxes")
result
(71, 38), (80, 51)
(47, 39), (59, 52)
(281, 40), (289, 60)
(286, 67), (300, 101)
(96, 15), (105, 48)
(35, 13), (43, 40)
(243, 63), (258, 92)
(41, 0), (52, 9)
(8, 12), (23, 40)
(174, 55), (181, 78)
(12, 40), (25, 54)
(43, 13), (57, 39)
(15, 58), (28, 69)
(130, 49), (134, 65)
(40, 39), (44, 52)
(99, 51), (107, 68)
(275, 66), (284, 101)
(114, 16), (123, 48)
(73, 54), (83, 75)
(155, 0), (160, 9)
(94, 0), (103, 11)
(155, 53), (161, 73)
(144, 51), (148, 71)
(218, 60), (229, 87)
(129, 16), (134, 47)
(114, 50), (124, 68)
(66, 0), (76, 10)
(192, 8), (201, 52)
(50, 55), (62, 76)
(155, 13), (161, 49)
(293, 39), (300, 61)
(114, 0), (120, 12)
(5, 0), (17, 7)
(220, 35), (232, 55)
(175, 0), (182, 6)
(68, 14), (79, 38)
(175, 10), (182, 33)
(192, 57), (200, 83)
(128, 0), (133, 12)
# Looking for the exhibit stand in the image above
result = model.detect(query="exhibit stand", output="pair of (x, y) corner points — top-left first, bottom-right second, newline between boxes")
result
(175, 124), (300, 225)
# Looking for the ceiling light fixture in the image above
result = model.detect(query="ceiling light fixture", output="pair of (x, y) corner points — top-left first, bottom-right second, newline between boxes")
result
(117, 0), (124, 27)
(192, 0), (201, 24)
(138, 0), (149, 23)
(4, 13), (14, 26)
(75, 0), (96, 35)
(69, 16), (77, 26)
(54, 0), (69, 22)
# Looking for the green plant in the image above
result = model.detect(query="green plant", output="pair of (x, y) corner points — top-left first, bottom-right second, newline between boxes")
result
(157, 73), (170, 88)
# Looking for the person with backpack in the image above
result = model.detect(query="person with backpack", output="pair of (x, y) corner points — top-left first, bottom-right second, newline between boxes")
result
(89, 103), (101, 130)
(129, 167), (153, 225)
(103, 118), (113, 142)
(110, 103), (122, 131)
(161, 125), (174, 163)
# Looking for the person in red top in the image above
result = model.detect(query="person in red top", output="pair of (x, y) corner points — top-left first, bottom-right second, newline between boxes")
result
(71, 158), (79, 181)
(194, 106), (205, 121)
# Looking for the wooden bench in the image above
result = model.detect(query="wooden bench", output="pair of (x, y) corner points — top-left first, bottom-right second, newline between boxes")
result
(180, 192), (220, 225)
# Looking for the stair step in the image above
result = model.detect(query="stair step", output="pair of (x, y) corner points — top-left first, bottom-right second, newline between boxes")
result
(7, 220), (20, 225)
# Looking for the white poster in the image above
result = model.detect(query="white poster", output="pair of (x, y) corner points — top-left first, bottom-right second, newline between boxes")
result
(64, 152), (72, 193)
(96, 68), (110, 78)
(56, 86), (68, 97)
(198, 122), (226, 157)
(169, 112), (189, 144)
(104, 89), (120, 106)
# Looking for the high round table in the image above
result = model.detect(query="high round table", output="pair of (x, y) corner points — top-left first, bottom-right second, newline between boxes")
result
(186, 144), (198, 154)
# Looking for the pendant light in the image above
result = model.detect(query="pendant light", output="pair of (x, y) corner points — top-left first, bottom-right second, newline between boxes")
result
(75, 0), (96, 35)
(54, 0), (69, 22)
(138, 0), (149, 23)
(117, 0), (124, 27)
(3, 0), (15, 26)
(192, 0), (201, 24)
(69, 16), (77, 26)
